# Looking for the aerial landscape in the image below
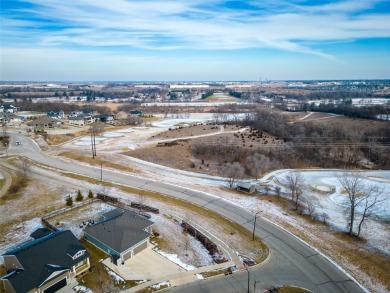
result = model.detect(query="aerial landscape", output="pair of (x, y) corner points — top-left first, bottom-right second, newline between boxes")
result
(1, 1), (390, 293)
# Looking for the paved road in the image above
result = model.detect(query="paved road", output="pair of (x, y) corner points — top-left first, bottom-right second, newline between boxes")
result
(4, 132), (365, 293)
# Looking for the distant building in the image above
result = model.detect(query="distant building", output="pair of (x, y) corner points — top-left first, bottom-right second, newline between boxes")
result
(27, 117), (60, 131)
(169, 84), (210, 89)
(237, 182), (256, 194)
(47, 110), (65, 119)
(68, 115), (94, 126)
(129, 110), (142, 116)
(94, 114), (115, 123)
(1, 230), (90, 293)
(0, 105), (20, 113)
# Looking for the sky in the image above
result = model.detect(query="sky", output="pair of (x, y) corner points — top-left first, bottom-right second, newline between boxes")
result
(1, 0), (390, 81)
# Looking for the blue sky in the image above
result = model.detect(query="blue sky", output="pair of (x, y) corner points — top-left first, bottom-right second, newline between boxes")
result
(1, 0), (390, 81)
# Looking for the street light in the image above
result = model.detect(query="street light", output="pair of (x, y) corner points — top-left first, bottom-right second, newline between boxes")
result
(252, 211), (260, 241)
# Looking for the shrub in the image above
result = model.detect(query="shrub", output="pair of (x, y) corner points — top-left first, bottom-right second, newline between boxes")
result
(88, 189), (94, 198)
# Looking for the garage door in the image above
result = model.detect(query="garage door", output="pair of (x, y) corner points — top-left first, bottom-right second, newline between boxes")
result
(133, 241), (147, 256)
(43, 278), (67, 293)
(122, 250), (132, 262)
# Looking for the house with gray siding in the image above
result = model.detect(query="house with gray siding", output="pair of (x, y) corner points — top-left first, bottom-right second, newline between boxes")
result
(1, 230), (90, 293)
(84, 208), (153, 265)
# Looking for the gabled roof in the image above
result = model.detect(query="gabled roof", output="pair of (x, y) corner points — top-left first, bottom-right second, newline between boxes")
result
(84, 209), (153, 254)
(26, 117), (58, 126)
(2, 230), (89, 293)
(94, 114), (115, 119)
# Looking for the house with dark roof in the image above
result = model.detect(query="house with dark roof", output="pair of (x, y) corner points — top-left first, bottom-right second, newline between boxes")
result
(129, 110), (142, 116)
(0, 105), (20, 113)
(94, 114), (115, 123)
(47, 110), (65, 119)
(1, 230), (90, 293)
(26, 117), (61, 131)
(84, 208), (153, 265)
(237, 182), (256, 194)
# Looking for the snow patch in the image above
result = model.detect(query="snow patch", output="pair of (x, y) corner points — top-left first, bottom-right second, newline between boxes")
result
(74, 285), (94, 293)
(155, 249), (196, 271)
(151, 281), (171, 289)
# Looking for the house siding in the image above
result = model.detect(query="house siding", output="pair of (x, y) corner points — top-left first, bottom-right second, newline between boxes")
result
(3, 255), (24, 271)
(2, 280), (16, 293)
(84, 234), (119, 258)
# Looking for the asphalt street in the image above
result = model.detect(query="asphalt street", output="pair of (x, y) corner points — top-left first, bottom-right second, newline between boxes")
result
(3, 132), (366, 293)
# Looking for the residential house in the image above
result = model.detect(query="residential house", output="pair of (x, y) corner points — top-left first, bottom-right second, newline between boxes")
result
(84, 208), (153, 265)
(94, 114), (115, 123)
(0, 113), (22, 125)
(68, 111), (83, 118)
(26, 117), (60, 131)
(68, 115), (94, 126)
(1, 230), (90, 293)
(47, 110), (65, 119)
(129, 110), (142, 117)
(0, 105), (20, 113)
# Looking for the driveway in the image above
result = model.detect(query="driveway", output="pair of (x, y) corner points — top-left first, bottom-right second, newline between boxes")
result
(103, 247), (185, 280)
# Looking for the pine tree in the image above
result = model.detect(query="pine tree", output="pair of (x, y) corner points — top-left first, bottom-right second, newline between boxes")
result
(76, 190), (84, 201)
(65, 195), (73, 206)
(88, 189), (94, 198)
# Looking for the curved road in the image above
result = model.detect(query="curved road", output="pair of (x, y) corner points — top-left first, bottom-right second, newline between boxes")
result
(4, 132), (365, 293)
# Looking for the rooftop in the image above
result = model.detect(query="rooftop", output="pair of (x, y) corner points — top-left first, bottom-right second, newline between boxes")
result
(84, 209), (153, 254)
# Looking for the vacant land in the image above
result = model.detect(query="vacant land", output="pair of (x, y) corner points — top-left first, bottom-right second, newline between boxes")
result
(125, 124), (284, 176)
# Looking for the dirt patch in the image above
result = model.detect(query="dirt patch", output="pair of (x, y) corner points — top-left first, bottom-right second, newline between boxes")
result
(299, 115), (389, 133)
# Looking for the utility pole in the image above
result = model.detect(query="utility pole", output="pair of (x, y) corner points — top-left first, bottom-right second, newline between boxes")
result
(252, 211), (260, 240)
(100, 162), (103, 182)
(244, 264), (250, 293)
(93, 128), (97, 157)
(90, 128), (95, 159)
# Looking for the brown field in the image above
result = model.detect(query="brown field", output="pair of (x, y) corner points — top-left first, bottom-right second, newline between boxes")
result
(125, 124), (284, 176)
(150, 124), (239, 140)
(283, 111), (389, 133)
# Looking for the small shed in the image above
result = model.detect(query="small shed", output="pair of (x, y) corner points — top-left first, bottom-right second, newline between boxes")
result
(237, 182), (256, 194)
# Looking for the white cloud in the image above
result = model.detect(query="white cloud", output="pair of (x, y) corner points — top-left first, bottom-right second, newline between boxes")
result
(1, 0), (389, 61)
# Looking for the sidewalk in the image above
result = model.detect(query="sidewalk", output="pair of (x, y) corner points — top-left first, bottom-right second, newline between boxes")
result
(124, 260), (238, 293)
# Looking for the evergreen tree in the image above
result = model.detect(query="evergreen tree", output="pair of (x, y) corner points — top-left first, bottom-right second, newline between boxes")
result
(76, 190), (84, 201)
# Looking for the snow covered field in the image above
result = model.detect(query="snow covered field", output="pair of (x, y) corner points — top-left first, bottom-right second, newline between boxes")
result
(61, 113), (246, 151)
(262, 169), (390, 220)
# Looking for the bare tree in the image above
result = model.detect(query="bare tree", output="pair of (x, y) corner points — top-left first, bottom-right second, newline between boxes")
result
(20, 157), (31, 179)
(307, 202), (316, 219)
(223, 162), (245, 189)
(356, 185), (382, 237)
(319, 212), (330, 224)
(283, 170), (304, 210)
(245, 153), (270, 180)
(274, 186), (282, 198)
(335, 171), (383, 237)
